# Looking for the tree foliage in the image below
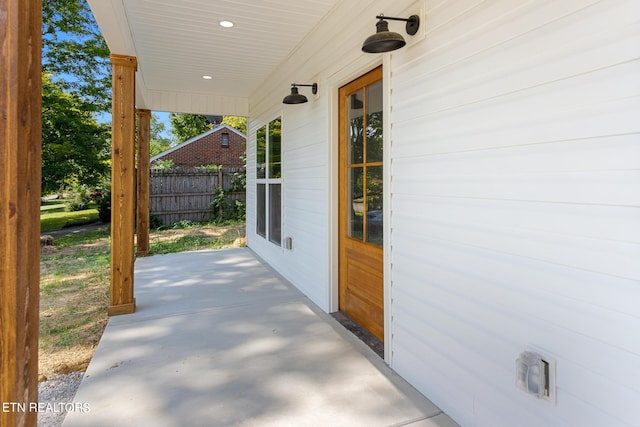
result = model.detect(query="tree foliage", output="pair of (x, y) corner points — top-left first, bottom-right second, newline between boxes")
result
(42, 0), (111, 113)
(41, 0), (112, 193)
(41, 73), (111, 194)
(150, 114), (174, 156)
(221, 116), (247, 135)
(170, 113), (214, 143)
(169, 113), (248, 143)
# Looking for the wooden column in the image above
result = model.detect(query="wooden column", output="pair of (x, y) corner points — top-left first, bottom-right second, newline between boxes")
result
(0, 0), (42, 425)
(109, 54), (137, 316)
(136, 109), (151, 257)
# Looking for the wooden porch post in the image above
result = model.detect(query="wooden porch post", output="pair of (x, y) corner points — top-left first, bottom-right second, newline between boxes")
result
(136, 109), (151, 257)
(0, 0), (42, 425)
(108, 54), (137, 316)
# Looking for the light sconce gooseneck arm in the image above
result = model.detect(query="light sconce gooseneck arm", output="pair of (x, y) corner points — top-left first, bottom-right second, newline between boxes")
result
(374, 14), (420, 35)
(291, 83), (317, 93)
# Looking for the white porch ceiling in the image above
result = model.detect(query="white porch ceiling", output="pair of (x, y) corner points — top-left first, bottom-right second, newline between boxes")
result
(87, 0), (340, 115)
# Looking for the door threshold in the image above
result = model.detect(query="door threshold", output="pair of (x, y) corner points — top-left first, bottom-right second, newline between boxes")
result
(331, 311), (384, 358)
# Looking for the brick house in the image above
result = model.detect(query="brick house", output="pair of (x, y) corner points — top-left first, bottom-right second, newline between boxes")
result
(151, 124), (245, 168)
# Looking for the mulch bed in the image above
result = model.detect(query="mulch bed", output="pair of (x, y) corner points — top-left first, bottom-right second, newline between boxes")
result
(331, 311), (384, 358)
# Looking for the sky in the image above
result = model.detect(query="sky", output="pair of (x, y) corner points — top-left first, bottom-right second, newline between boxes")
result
(154, 111), (173, 139)
(97, 110), (173, 140)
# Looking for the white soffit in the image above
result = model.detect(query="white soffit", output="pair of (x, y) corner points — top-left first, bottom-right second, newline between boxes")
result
(88, 0), (339, 114)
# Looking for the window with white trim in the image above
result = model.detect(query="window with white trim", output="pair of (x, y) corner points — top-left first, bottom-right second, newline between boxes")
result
(256, 117), (281, 245)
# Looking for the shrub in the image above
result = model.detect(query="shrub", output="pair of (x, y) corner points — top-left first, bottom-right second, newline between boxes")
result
(151, 159), (174, 170)
(196, 164), (221, 171)
(96, 191), (111, 223)
(171, 219), (200, 229)
(210, 188), (245, 223)
(65, 185), (92, 211)
(234, 199), (246, 221)
(149, 213), (164, 230)
(230, 169), (246, 192)
(210, 188), (231, 221)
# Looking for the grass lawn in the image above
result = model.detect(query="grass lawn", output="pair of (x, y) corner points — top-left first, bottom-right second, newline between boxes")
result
(39, 222), (246, 380)
(41, 207), (100, 232)
(40, 201), (67, 213)
(40, 229), (111, 377)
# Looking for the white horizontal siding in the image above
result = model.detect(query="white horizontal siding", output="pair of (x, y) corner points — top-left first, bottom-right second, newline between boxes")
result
(245, 0), (639, 426)
(390, 1), (640, 427)
(392, 247), (640, 427)
(247, 88), (333, 309)
(246, 0), (411, 310)
(393, 196), (640, 315)
(392, 195), (639, 278)
(392, 240), (640, 385)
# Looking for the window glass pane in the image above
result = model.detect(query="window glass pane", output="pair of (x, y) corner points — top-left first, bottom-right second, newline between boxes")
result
(366, 82), (383, 163)
(348, 167), (364, 240)
(257, 184), (266, 237)
(348, 90), (364, 165)
(221, 133), (229, 147)
(268, 117), (281, 178)
(256, 126), (266, 179)
(269, 184), (281, 245)
(366, 166), (383, 246)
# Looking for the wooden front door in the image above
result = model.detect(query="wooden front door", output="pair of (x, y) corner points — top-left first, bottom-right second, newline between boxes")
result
(338, 66), (384, 341)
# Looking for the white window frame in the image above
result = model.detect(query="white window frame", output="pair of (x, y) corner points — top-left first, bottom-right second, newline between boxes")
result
(256, 117), (282, 246)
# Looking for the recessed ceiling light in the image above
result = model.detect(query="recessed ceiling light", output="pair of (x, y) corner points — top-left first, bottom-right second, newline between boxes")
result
(202, 75), (213, 80)
(219, 20), (234, 28)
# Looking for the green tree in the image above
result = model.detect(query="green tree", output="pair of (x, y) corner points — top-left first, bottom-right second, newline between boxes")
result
(42, 0), (111, 113)
(41, 0), (112, 193)
(221, 116), (247, 135)
(150, 114), (174, 156)
(41, 73), (111, 194)
(169, 113), (247, 143)
(170, 113), (213, 143)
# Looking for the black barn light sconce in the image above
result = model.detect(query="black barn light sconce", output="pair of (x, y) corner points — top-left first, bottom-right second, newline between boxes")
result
(362, 14), (420, 53)
(282, 83), (318, 104)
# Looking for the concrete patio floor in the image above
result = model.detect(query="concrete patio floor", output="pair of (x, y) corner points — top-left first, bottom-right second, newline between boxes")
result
(64, 248), (458, 427)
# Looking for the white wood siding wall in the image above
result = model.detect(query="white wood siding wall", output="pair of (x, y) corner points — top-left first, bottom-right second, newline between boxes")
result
(247, 0), (640, 426)
(390, 1), (640, 427)
(247, 100), (333, 308)
(247, 0), (401, 311)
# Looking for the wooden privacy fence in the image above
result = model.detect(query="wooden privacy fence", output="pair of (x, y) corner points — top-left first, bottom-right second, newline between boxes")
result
(150, 168), (245, 225)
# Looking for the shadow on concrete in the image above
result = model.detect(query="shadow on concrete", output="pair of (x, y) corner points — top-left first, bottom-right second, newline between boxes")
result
(63, 248), (456, 427)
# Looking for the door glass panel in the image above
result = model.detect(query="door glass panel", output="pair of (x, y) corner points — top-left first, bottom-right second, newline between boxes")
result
(366, 82), (383, 163)
(366, 166), (383, 246)
(348, 167), (364, 240)
(256, 125), (266, 179)
(268, 184), (281, 245)
(348, 90), (364, 165)
(268, 118), (281, 178)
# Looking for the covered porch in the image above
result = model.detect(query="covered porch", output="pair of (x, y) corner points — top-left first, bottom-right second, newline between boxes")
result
(5, 1), (637, 425)
(64, 248), (457, 426)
